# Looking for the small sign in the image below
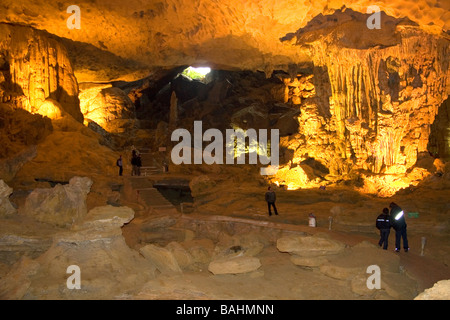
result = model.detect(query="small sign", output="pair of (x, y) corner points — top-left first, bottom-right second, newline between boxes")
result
(408, 212), (419, 218)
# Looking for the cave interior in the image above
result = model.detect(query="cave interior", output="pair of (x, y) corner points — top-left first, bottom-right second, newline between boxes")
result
(0, 0), (449, 300)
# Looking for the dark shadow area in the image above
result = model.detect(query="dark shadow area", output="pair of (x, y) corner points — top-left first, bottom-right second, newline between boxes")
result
(428, 97), (450, 160)
(153, 179), (193, 206)
(59, 37), (151, 82)
(280, 7), (418, 49)
(300, 157), (330, 175)
(34, 178), (69, 187)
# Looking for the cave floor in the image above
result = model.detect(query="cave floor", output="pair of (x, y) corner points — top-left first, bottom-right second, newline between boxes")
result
(1, 172), (449, 300)
(119, 173), (450, 300)
(131, 234), (450, 300)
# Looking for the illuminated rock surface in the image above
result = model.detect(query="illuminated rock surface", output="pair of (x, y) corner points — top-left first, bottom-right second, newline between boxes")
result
(0, 180), (16, 216)
(414, 279), (450, 300)
(0, 24), (81, 121)
(0, 205), (155, 300)
(0, 0), (448, 301)
(23, 176), (93, 227)
(0, 1), (448, 81)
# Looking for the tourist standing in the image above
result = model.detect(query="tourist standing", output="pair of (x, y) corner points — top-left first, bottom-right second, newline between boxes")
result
(265, 186), (278, 216)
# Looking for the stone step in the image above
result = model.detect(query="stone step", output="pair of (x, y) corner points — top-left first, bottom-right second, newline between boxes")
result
(126, 176), (177, 214)
(139, 153), (155, 165)
(137, 188), (174, 207)
(140, 170), (162, 177)
(128, 177), (154, 189)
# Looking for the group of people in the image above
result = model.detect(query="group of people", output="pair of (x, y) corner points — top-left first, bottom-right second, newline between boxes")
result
(376, 202), (409, 252)
(131, 150), (142, 176)
(116, 150), (142, 176)
(265, 186), (410, 253)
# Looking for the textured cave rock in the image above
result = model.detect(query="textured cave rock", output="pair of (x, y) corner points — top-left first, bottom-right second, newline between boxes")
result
(22, 176), (93, 227)
(429, 97), (450, 160)
(79, 83), (136, 133)
(0, 1), (448, 82)
(0, 0), (448, 301)
(0, 24), (82, 121)
(281, 9), (450, 176)
(0, 104), (52, 181)
(0, 205), (155, 299)
(0, 180), (16, 217)
(414, 280), (450, 300)
(0, 5), (447, 193)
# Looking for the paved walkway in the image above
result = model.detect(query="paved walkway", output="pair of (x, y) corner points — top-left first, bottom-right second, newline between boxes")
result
(126, 150), (178, 215)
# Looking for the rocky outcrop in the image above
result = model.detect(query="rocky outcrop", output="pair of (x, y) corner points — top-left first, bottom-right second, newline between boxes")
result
(0, 103), (52, 161)
(11, 113), (120, 189)
(319, 241), (417, 299)
(277, 234), (346, 257)
(272, 9), (450, 195)
(79, 83), (136, 132)
(277, 236), (418, 299)
(0, 104), (52, 183)
(414, 280), (450, 300)
(0, 205), (155, 299)
(428, 97), (450, 160)
(22, 176), (93, 227)
(0, 23), (81, 121)
(294, 12), (448, 174)
(139, 244), (183, 274)
(1, 1), (448, 82)
(0, 180), (16, 217)
(208, 255), (261, 275)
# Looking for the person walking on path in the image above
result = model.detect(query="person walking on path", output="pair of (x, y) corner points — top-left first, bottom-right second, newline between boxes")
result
(136, 153), (142, 176)
(116, 155), (123, 176)
(389, 202), (409, 252)
(265, 186), (278, 216)
(131, 150), (138, 176)
(376, 207), (391, 250)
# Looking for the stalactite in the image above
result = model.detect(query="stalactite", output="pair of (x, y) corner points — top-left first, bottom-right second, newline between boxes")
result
(300, 27), (449, 174)
(0, 23), (82, 122)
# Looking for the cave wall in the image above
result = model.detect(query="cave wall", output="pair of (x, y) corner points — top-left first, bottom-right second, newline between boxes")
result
(0, 4), (448, 197)
(429, 97), (450, 160)
(0, 23), (82, 122)
(280, 13), (450, 176)
(1, 1), (448, 82)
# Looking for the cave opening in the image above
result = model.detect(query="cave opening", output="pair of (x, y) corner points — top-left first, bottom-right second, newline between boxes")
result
(181, 66), (211, 82)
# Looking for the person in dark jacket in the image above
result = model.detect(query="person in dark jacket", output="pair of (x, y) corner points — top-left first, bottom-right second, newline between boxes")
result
(116, 155), (123, 176)
(265, 186), (278, 216)
(389, 202), (409, 252)
(131, 150), (138, 176)
(136, 153), (142, 176)
(376, 207), (391, 250)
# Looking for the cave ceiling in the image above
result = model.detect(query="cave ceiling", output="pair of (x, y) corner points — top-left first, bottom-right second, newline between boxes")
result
(1, 0), (449, 82)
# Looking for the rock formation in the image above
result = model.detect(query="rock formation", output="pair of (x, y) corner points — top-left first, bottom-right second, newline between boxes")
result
(414, 280), (450, 300)
(0, 205), (155, 299)
(79, 83), (136, 132)
(0, 0), (448, 302)
(268, 9), (450, 195)
(208, 255), (261, 275)
(22, 176), (93, 227)
(0, 1), (448, 81)
(0, 180), (16, 217)
(0, 24), (81, 121)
